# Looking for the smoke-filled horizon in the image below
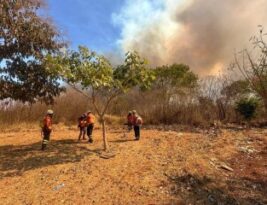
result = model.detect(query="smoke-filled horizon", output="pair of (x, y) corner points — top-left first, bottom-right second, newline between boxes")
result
(113, 0), (267, 75)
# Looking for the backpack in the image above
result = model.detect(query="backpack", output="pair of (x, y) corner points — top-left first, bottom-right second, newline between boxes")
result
(136, 116), (143, 125)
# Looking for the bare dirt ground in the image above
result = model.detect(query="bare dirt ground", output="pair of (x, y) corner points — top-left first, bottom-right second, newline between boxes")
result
(0, 125), (266, 205)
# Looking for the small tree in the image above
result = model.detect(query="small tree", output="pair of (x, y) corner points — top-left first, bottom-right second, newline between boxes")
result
(235, 97), (259, 121)
(46, 46), (155, 150)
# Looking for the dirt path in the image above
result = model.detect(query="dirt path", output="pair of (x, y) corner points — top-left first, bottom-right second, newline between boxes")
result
(0, 126), (266, 205)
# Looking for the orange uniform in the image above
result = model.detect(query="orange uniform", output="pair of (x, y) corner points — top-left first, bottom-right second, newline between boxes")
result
(43, 115), (52, 131)
(86, 112), (95, 143)
(127, 114), (133, 125)
(87, 113), (95, 124)
(41, 110), (53, 150)
(133, 115), (143, 126)
(132, 114), (142, 140)
(79, 118), (87, 128)
(78, 115), (87, 140)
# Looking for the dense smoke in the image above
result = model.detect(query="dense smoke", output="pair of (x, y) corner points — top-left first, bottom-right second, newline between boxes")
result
(113, 0), (267, 75)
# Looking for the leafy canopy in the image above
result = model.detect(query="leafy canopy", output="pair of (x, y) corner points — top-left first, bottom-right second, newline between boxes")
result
(46, 46), (155, 95)
(221, 80), (251, 100)
(0, 0), (64, 104)
(154, 63), (198, 93)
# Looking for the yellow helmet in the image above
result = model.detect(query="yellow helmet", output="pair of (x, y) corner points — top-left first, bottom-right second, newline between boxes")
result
(47, 109), (54, 115)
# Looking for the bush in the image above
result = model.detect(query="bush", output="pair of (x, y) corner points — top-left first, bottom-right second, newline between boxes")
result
(235, 97), (259, 120)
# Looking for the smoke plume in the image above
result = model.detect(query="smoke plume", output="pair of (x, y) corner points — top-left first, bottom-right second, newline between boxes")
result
(113, 0), (267, 75)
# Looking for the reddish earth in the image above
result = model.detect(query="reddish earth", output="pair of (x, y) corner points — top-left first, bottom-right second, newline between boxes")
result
(0, 125), (266, 205)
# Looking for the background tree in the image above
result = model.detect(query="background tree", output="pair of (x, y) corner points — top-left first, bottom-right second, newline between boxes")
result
(46, 46), (155, 150)
(198, 76), (226, 121)
(0, 0), (64, 104)
(221, 80), (250, 101)
(234, 27), (267, 114)
(217, 79), (251, 121)
(153, 64), (198, 123)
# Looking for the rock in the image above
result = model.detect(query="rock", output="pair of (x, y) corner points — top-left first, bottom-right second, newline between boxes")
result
(209, 161), (216, 168)
(53, 183), (65, 191)
(210, 157), (218, 162)
(208, 194), (216, 203)
(177, 132), (183, 137)
(239, 146), (258, 154)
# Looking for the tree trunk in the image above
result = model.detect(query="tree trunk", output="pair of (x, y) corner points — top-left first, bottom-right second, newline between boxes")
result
(101, 118), (109, 151)
(216, 99), (226, 121)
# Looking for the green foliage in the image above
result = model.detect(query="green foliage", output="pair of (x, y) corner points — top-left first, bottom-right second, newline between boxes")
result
(46, 47), (155, 95)
(154, 64), (198, 91)
(148, 63), (197, 123)
(152, 64), (198, 103)
(114, 51), (156, 91)
(46, 46), (114, 89)
(235, 97), (259, 120)
(221, 80), (251, 99)
(0, 0), (64, 104)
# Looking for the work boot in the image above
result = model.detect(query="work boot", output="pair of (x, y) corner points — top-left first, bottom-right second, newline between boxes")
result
(88, 138), (93, 143)
(41, 144), (46, 150)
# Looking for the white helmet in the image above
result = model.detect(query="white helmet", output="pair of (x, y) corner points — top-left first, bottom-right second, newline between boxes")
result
(47, 109), (54, 115)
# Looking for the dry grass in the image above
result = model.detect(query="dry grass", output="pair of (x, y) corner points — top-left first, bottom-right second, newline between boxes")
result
(0, 122), (40, 133)
(0, 126), (266, 204)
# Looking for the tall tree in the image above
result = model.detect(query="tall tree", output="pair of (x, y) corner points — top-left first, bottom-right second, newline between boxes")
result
(0, 0), (64, 104)
(153, 64), (198, 122)
(46, 46), (155, 150)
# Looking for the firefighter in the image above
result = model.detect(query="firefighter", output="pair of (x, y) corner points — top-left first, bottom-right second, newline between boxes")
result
(86, 111), (95, 143)
(78, 114), (87, 141)
(127, 111), (133, 131)
(132, 110), (143, 140)
(41, 109), (53, 150)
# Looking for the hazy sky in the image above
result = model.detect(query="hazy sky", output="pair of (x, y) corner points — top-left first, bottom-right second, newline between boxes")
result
(47, 0), (267, 75)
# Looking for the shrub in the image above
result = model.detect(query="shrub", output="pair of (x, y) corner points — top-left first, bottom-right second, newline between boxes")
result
(235, 97), (259, 120)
